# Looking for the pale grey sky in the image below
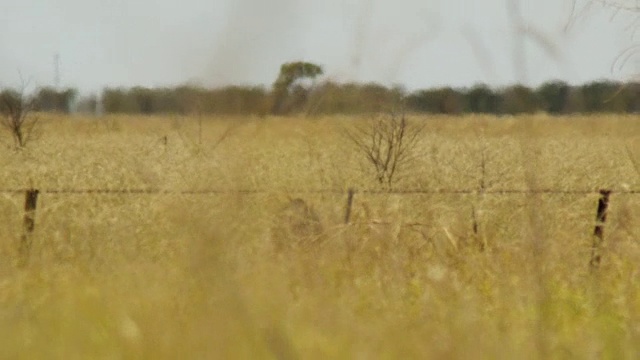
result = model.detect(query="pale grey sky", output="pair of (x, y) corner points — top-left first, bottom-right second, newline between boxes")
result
(0, 0), (637, 93)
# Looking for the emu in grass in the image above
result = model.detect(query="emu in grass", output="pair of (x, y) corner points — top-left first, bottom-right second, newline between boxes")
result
(271, 198), (324, 252)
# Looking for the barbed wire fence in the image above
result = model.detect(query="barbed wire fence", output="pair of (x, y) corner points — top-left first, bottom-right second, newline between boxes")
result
(1, 184), (631, 268)
(0, 187), (639, 195)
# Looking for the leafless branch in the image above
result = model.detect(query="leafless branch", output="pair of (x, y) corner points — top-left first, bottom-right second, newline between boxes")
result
(0, 79), (39, 149)
(345, 108), (424, 188)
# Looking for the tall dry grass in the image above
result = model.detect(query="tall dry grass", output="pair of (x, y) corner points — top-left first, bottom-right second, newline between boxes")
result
(0, 113), (639, 359)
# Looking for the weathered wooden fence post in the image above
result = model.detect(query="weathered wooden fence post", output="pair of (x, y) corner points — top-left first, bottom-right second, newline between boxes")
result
(344, 188), (355, 224)
(471, 204), (484, 251)
(471, 150), (487, 251)
(18, 189), (39, 267)
(590, 189), (611, 269)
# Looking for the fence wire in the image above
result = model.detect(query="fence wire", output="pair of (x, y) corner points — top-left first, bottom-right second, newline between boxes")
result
(0, 188), (638, 195)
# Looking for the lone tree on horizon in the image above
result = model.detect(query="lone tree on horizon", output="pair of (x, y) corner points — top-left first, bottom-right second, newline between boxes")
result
(271, 61), (323, 115)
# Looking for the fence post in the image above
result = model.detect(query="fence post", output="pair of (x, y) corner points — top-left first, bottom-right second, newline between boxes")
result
(590, 189), (611, 269)
(471, 204), (485, 251)
(18, 189), (39, 267)
(471, 150), (487, 251)
(344, 188), (355, 224)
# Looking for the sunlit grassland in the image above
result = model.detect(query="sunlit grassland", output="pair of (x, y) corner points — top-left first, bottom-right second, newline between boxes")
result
(0, 113), (639, 359)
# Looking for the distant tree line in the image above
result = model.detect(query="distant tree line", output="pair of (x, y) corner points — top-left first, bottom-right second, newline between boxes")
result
(404, 81), (640, 115)
(2, 79), (640, 116)
(0, 87), (79, 114)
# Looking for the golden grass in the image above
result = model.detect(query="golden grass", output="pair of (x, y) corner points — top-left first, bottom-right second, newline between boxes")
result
(0, 113), (639, 359)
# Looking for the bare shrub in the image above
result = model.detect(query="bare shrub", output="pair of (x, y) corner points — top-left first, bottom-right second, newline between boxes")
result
(271, 198), (324, 252)
(0, 84), (39, 149)
(346, 109), (424, 188)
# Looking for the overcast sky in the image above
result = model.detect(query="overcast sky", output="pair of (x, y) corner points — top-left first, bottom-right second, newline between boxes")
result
(0, 0), (638, 93)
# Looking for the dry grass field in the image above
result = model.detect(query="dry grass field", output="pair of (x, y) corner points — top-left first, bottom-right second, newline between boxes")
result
(0, 113), (639, 359)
